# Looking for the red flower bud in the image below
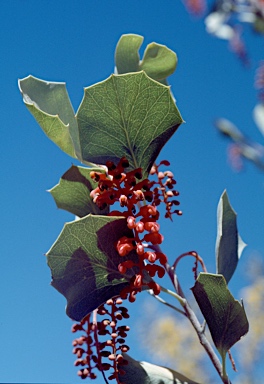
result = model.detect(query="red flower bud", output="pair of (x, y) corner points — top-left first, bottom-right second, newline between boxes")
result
(120, 157), (130, 168)
(134, 274), (142, 287)
(150, 165), (157, 174)
(118, 243), (134, 256)
(106, 160), (116, 171)
(145, 264), (156, 277)
(127, 216), (136, 229)
(156, 252), (168, 265)
(136, 243), (145, 255)
(146, 251), (157, 263)
(118, 264), (127, 274)
(90, 187), (100, 199)
(135, 221), (145, 233)
(133, 190), (145, 201)
(159, 160), (170, 166)
(128, 291), (137, 303)
(148, 281), (161, 295)
(119, 195), (128, 207)
(157, 266), (165, 278)
(144, 221), (160, 233)
(144, 232), (164, 245)
(164, 170), (174, 178)
(116, 237), (135, 256)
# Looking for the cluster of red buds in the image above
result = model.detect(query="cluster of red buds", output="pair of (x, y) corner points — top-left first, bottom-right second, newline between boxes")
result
(117, 203), (167, 302)
(72, 297), (129, 382)
(72, 157), (182, 381)
(150, 160), (182, 220)
(90, 157), (181, 303)
(90, 157), (152, 216)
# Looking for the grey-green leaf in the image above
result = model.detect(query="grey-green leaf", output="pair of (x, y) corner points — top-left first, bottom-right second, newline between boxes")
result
(119, 354), (201, 384)
(46, 215), (139, 321)
(115, 34), (143, 74)
(216, 190), (246, 283)
(49, 165), (109, 217)
(18, 75), (81, 159)
(139, 43), (177, 81)
(192, 273), (249, 357)
(76, 71), (183, 176)
(115, 34), (177, 84)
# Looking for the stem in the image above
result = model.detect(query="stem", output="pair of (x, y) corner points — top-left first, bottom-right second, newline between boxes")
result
(159, 286), (186, 307)
(173, 251), (207, 273)
(221, 353), (228, 383)
(149, 288), (186, 316)
(183, 298), (231, 384)
(150, 245), (231, 382)
(228, 349), (237, 372)
(201, 320), (207, 333)
(165, 262), (232, 384)
(93, 310), (109, 384)
(164, 261), (186, 298)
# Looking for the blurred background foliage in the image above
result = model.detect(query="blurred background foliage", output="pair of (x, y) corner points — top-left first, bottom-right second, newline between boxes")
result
(183, 0), (264, 172)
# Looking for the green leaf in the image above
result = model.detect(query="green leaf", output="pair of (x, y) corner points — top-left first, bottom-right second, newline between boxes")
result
(216, 190), (246, 283)
(19, 72), (183, 173)
(49, 165), (109, 217)
(115, 34), (177, 83)
(139, 43), (177, 81)
(115, 34), (143, 74)
(119, 354), (201, 384)
(19, 36), (181, 167)
(46, 215), (139, 321)
(18, 75), (81, 160)
(76, 71), (183, 176)
(191, 273), (249, 357)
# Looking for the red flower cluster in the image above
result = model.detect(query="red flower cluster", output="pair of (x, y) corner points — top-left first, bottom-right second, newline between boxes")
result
(150, 160), (182, 220)
(72, 297), (129, 382)
(117, 203), (167, 302)
(73, 157), (182, 381)
(90, 157), (181, 302)
(90, 157), (152, 216)
(72, 313), (97, 380)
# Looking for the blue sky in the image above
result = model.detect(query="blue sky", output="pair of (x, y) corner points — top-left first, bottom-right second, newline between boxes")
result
(2, 1), (264, 383)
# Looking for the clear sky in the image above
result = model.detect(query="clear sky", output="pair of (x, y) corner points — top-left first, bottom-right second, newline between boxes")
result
(1, 1), (264, 383)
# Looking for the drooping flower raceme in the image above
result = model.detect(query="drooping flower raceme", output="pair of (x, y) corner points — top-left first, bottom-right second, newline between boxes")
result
(72, 157), (181, 381)
(90, 157), (181, 302)
(72, 297), (130, 382)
